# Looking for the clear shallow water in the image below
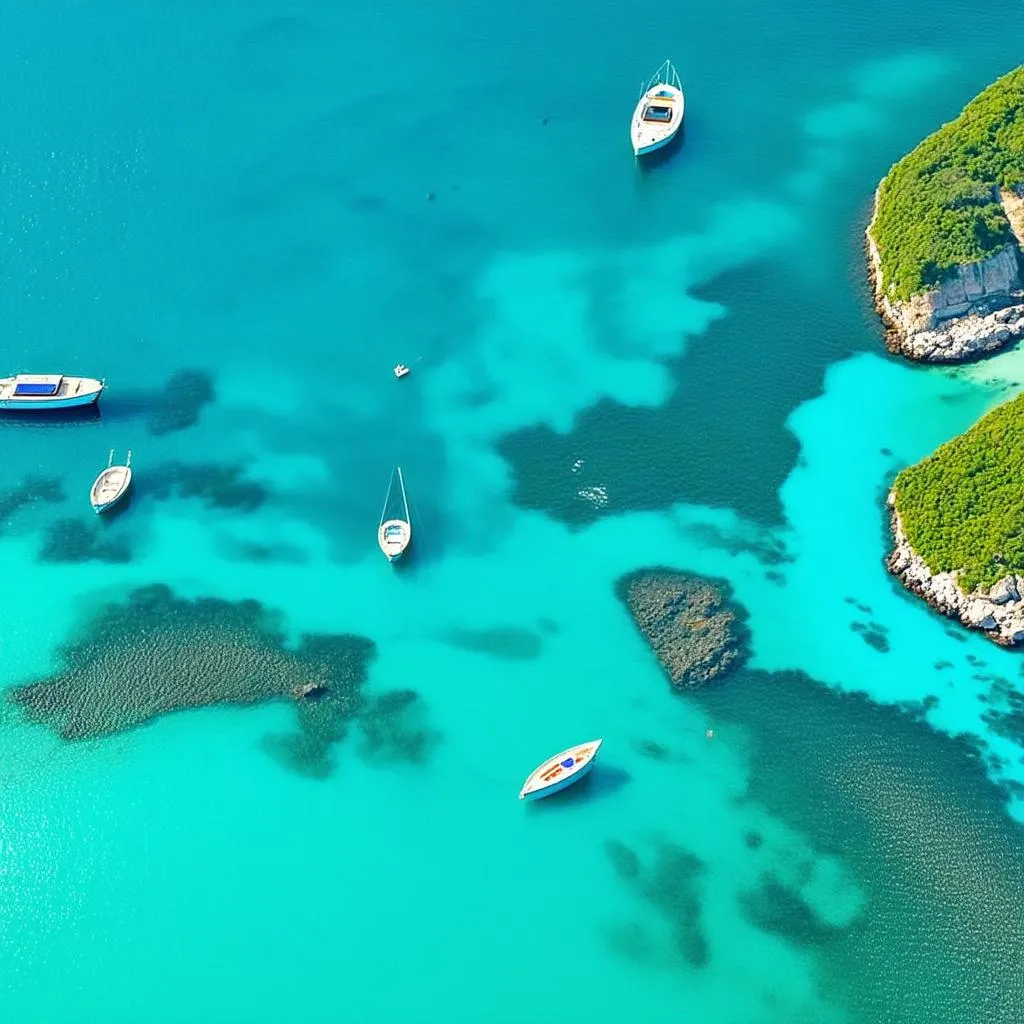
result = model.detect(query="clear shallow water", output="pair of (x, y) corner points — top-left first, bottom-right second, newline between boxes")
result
(2, 0), (1024, 1021)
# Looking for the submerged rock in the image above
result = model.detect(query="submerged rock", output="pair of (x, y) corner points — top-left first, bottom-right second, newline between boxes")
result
(616, 569), (747, 687)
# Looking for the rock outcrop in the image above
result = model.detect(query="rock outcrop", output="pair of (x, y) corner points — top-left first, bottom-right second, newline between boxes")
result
(867, 185), (1024, 362)
(617, 569), (747, 687)
(886, 495), (1024, 646)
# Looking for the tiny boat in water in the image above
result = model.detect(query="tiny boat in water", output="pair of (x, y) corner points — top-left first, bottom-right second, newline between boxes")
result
(519, 739), (603, 800)
(377, 465), (411, 562)
(394, 363), (410, 379)
(630, 60), (684, 157)
(0, 374), (104, 410)
(90, 449), (132, 513)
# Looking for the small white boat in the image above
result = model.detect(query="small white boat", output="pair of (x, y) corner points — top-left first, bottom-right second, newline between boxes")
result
(90, 449), (132, 513)
(377, 465), (411, 562)
(630, 60), (684, 157)
(519, 739), (603, 801)
(394, 363), (410, 379)
(0, 374), (104, 410)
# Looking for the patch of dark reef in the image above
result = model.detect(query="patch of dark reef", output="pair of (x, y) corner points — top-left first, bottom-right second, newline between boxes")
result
(440, 626), (543, 661)
(849, 619), (890, 653)
(147, 370), (215, 436)
(616, 569), (748, 688)
(496, 260), (860, 529)
(680, 521), (792, 567)
(602, 838), (708, 969)
(356, 689), (439, 765)
(39, 518), (132, 564)
(739, 875), (844, 948)
(691, 666), (1024, 1023)
(8, 585), (431, 779)
(610, 572), (1024, 1019)
(0, 476), (65, 532)
(148, 461), (267, 511)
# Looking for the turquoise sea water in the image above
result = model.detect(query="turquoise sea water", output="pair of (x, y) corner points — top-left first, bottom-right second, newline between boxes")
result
(3, 0), (1024, 1021)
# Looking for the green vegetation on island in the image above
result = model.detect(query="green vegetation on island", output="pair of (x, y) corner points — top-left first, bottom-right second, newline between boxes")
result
(871, 66), (1024, 302)
(893, 393), (1024, 591)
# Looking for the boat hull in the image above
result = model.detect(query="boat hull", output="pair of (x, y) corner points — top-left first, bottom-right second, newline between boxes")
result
(92, 491), (129, 514)
(0, 390), (101, 410)
(521, 758), (596, 801)
(378, 516), (411, 562)
(633, 126), (681, 157)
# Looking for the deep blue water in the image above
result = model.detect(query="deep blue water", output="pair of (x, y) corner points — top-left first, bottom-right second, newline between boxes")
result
(1, 1), (1024, 1021)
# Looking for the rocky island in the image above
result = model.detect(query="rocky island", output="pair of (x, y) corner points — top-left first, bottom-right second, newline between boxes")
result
(867, 67), (1024, 362)
(888, 393), (1024, 644)
(617, 569), (747, 687)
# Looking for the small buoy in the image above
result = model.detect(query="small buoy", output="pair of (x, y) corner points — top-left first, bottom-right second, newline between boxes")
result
(705, 729), (714, 739)
(393, 364), (410, 379)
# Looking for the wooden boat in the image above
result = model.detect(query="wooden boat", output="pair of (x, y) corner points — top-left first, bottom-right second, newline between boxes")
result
(630, 60), (684, 157)
(0, 374), (104, 410)
(377, 466), (411, 562)
(90, 449), (132, 513)
(519, 739), (603, 800)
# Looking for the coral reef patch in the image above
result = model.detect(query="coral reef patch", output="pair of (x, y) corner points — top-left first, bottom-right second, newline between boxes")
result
(148, 461), (267, 511)
(0, 476), (65, 533)
(39, 518), (132, 563)
(616, 569), (747, 687)
(147, 370), (215, 436)
(9, 585), (431, 778)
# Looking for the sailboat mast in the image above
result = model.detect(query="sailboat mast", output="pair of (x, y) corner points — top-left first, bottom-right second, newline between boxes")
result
(379, 469), (395, 528)
(397, 466), (409, 523)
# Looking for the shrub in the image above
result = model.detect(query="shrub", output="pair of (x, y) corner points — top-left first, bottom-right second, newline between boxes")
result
(893, 392), (1024, 590)
(871, 67), (1024, 302)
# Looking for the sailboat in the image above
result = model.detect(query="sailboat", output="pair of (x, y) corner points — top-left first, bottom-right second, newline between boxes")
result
(630, 60), (685, 157)
(377, 466), (411, 562)
(519, 740), (603, 800)
(90, 449), (132, 513)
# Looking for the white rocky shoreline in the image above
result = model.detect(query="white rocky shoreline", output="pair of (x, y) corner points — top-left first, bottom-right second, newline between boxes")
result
(866, 183), (1024, 362)
(886, 493), (1024, 645)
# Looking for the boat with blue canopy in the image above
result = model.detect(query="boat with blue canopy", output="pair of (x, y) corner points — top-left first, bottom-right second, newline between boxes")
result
(0, 374), (104, 410)
(519, 739), (603, 800)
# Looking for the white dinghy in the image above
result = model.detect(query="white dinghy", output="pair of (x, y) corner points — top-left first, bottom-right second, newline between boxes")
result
(90, 449), (132, 513)
(630, 60), (684, 157)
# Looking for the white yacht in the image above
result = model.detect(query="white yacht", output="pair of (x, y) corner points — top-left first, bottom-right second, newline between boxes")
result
(0, 374), (104, 410)
(630, 60), (685, 157)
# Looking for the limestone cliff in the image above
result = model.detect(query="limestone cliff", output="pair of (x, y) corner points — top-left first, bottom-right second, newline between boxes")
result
(867, 185), (1024, 362)
(886, 494), (1024, 646)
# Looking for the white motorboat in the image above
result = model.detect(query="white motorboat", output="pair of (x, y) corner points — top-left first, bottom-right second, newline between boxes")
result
(630, 60), (685, 157)
(519, 740), (603, 800)
(90, 449), (132, 513)
(0, 374), (104, 410)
